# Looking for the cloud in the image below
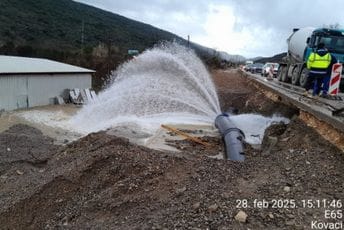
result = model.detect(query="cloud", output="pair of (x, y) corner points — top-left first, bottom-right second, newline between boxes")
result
(76, 0), (344, 57)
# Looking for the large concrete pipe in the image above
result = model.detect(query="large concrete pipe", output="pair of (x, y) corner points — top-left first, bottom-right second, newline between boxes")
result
(215, 113), (245, 161)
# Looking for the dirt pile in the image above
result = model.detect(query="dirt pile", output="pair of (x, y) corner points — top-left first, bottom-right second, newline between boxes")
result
(0, 124), (59, 213)
(0, 124), (57, 171)
(0, 69), (343, 229)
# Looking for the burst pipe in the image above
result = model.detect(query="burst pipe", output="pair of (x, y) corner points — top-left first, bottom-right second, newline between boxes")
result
(215, 113), (245, 161)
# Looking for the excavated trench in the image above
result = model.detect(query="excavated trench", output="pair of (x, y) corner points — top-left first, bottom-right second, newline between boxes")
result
(0, 69), (343, 229)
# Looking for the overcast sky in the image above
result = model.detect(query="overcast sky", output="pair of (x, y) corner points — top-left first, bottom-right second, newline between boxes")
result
(76, 0), (344, 58)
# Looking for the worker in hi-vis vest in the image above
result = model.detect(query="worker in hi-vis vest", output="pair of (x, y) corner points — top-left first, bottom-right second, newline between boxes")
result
(306, 42), (336, 97)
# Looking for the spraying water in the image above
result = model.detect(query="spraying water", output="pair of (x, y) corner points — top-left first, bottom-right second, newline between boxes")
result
(14, 43), (289, 148)
(71, 43), (221, 134)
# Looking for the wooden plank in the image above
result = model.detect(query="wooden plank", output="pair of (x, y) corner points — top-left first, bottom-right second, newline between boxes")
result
(161, 124), (211, 147)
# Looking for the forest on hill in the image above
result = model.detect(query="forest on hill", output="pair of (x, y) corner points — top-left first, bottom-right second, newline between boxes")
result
(0, 0), (204, 89)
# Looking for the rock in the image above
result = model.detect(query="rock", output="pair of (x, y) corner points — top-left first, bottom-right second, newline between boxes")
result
(222, 192), (231, 199)
(16, 170), (24, 175)
(285, 220), (295, 226)
(283, 186), (291, 192)
(0, 175), (8, 179)
(234, 210), (247, 223)
(262, 136), (278, 155)
(268, 212), (274, 219)
(6, 147), (11, 152)
(281, 137), (290, 142)
(176, 186), (186, 195)
(306, 161), (311, 165)
(289, 149), (295, 154)
(208, 204), (218, 212)
(192, 202), (200, 210)
(291, 114), (299, 120)
(286, 214), (294, 218)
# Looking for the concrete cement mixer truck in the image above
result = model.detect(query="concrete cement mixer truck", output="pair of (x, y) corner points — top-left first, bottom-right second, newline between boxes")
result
(277, 27), (344, 91)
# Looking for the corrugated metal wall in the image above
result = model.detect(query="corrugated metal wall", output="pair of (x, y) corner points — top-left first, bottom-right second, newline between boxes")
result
(0, 73), (91, 111)
(28, 74), (91, 107)
(0, 75), (28, 111)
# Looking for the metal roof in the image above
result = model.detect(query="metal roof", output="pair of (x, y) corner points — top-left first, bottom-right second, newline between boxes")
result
(0, 55), (95, 74)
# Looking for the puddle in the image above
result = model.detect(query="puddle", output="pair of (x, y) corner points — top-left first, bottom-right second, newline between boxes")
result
(0, 105), (289, 151)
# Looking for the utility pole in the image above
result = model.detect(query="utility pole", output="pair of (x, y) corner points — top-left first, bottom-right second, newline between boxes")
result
(187, 35), (190, 48)
(81, 19), (85, 51)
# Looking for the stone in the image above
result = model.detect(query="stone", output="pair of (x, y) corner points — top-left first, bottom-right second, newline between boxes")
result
(281, 137), (290, 142)
(268, 213), (274, 219)
(262, 136), (278, 155)
(208, 204), (218, 212)
(16, 170), (24, 175)
(285, 220), (295, 226)
(176, 186), (186, 195)
(283, 186), (291, 192)
(192, 202), (200, 210)
(234, 210), (248, 223)
(222, 192), (231, 199)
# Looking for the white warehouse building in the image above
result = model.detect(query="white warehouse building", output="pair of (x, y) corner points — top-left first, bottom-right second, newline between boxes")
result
(0, 55), (94, 111)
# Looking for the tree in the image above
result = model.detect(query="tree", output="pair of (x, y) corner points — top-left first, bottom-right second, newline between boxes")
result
(0, 41), (15, 55)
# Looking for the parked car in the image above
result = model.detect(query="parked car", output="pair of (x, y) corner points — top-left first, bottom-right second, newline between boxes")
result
(250, 63), (264, 74)
(243, 64), (253, 72)
(262, 63), (279, 77)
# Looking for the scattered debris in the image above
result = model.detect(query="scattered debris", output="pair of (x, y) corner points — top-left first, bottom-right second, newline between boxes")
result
(56, 96), (65, 105)
(235, 210), (248, 223)
(69, 88), (97, 105)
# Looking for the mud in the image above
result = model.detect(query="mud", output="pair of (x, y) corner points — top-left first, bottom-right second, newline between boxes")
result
(0, 69), (343, 229)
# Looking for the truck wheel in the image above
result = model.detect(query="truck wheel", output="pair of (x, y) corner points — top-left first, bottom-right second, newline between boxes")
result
(291, 66), (300, 85)
(281, 66), (289, 82)
(299, 67), (309, 87)
(277, 66), (286, 81)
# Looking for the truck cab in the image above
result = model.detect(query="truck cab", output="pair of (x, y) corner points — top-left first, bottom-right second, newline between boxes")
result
(305, 28), (344, 64)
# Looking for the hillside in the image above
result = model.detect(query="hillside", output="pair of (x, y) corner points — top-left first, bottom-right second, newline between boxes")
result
(254, 52), (287, 64)
(0, 0), (182, 54)
(0, 0), (196, 89)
